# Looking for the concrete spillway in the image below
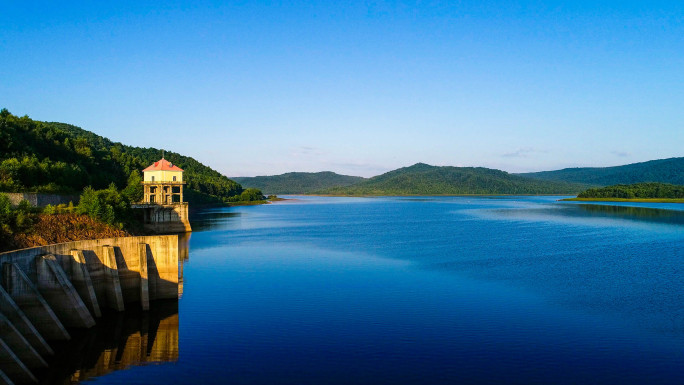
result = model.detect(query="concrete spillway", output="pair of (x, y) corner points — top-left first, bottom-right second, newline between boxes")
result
(0, 235), (180, 384)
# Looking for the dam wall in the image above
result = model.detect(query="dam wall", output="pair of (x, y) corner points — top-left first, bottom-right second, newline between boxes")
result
(133, 203), (192, 234)
(0, 235), (180, 384)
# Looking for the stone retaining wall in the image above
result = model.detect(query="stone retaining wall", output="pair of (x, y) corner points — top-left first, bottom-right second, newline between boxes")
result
(3, 193), (79, 208)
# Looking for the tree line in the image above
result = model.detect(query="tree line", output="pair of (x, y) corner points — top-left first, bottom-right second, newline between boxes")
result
(577, 183), (684, 199)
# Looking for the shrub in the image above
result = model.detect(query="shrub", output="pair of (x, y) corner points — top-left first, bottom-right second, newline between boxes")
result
(16, 199), (33, 213)
(0, 193), (11, 219)
(77, 184), (134, 227)
(43, 204), (56, 215)
(15, 211), (33, 230)
(240, 188), (265, 202)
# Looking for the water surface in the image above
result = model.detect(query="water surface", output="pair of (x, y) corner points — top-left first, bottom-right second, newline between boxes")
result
(80, 196), (684, 384)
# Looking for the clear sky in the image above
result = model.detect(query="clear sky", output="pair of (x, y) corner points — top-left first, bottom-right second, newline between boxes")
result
(2, 1), (683, 177)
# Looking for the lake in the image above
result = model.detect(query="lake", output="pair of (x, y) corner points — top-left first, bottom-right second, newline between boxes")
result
(59, 196), (684, 384)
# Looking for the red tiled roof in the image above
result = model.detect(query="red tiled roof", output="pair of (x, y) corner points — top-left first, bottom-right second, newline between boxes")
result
(143, 158), (184, 172)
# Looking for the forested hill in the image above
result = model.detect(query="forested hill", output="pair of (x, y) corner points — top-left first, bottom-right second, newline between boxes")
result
(322, 163), (587, 195)
(0, 109), (242, 203)
(519, 157), (684, 186)
(233, 172), (366, 194)
(577, 183), (684, 199)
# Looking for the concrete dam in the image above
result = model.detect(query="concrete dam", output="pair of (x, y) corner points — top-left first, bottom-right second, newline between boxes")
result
(0, 235), (184, 384)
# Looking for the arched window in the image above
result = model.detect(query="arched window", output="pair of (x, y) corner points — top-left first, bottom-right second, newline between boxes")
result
(173, 176), (177, 181)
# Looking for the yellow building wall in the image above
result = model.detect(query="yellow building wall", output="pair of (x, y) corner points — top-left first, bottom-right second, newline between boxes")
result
(144, 170), (183, 182)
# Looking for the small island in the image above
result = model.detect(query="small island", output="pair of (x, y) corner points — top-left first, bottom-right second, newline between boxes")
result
(563, 182), (684, 203)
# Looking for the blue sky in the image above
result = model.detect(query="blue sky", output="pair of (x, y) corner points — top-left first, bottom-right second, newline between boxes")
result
(2, 1), (683, 177)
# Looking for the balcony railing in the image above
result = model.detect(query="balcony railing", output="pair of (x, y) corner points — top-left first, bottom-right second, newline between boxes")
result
(132, 202), (188, 207)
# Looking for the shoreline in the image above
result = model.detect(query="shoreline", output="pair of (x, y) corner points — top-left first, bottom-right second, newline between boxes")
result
(227, 197), (290, 206)
(304, 193), (576, 197)
(561, 197), (684, 203)
(191, 197), (289, 209)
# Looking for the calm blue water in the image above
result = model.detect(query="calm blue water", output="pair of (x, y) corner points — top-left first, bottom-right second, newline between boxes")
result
(88, 196), (683, 384)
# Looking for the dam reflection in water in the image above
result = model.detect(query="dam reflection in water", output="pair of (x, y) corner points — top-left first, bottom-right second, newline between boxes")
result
(41, 300), (179, 384)
(38, 235), (189, 384)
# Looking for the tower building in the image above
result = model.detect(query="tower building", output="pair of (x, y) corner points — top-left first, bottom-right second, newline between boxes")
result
(142, 158), (184, 204)
(132, 157), (192, 233)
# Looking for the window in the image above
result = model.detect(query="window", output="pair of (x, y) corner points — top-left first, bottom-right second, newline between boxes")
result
(173, 176), (177, 181)
(151, 176), (155, 181)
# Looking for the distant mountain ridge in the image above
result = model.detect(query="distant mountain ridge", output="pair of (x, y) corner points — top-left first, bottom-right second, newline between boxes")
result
(233, 172), (366, 194)
(321, 163), (587, 195)
(236, 157), (684, 196)
(519, 157), (684, 186)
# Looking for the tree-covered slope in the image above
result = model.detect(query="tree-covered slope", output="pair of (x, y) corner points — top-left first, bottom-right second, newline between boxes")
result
(0, 109), (242, 203)
(233, 172), (366, 194)
(322, 163), (587, 195)
(519, 157), (684, 186)
(577, 182), (684, 199)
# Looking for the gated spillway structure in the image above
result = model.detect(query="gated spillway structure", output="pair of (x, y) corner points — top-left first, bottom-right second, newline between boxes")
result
(0, 235), (181, 384)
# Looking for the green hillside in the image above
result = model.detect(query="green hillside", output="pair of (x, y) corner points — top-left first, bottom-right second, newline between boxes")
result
(0, 109), (242, 203)
(519, 157), (684, 186)
(577, 182), (684, 199)
(234, 172), (366, 194)
(322, 163), (587, 195)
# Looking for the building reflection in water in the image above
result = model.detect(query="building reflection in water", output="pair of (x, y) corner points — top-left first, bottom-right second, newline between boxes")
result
(37, 235), (189, 384)
(178, 233), (190, 298)
(38, 301), (178, 384)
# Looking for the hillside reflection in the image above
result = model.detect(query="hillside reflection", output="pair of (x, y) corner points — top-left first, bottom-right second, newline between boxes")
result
(573, 203), (684, 225)
(178, 233), (190, 298)
(39, 300), (179, 384)
(189, 210), (241, 232)
(493, 202), (684, 227)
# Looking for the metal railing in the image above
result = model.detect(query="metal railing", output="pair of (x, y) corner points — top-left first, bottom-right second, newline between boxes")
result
(141, 181), (186, 185)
